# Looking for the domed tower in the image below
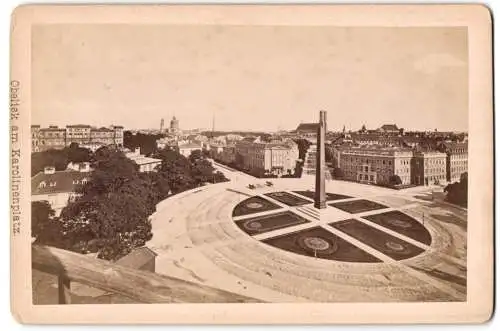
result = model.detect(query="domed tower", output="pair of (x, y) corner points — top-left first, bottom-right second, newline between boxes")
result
(169, 116), (179, 134)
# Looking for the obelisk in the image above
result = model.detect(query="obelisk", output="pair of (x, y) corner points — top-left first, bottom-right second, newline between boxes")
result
(314, 110), (327, 209)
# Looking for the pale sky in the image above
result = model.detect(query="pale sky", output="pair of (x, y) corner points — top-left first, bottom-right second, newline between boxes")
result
(32, 25), (468, 132)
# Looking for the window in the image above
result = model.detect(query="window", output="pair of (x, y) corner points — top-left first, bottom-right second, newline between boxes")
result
(38, 181), (46, 188)
(49, 182), (57, 187)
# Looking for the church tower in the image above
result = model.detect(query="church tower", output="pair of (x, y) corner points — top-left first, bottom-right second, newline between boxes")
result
(170, 116), (179, 134)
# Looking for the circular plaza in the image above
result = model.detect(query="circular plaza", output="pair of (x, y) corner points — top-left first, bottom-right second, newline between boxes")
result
(148, 176), (467, 302)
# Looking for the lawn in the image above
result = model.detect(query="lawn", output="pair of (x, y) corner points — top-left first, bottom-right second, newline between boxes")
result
(262, 226), (381, 263)
(331, 219), (425, 260)
(330, 199), (388, 214)
(234, 211), (310, 235)
(363, 211), (432, 245)
(232, 196), (282, 217)
(264, 192), (311, 206)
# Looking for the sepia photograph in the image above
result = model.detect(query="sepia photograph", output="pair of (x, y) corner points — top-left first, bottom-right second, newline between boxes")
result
(10, 4), (493, 324)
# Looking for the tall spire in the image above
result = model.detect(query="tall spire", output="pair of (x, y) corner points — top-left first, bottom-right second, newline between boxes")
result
(211, 112), (215, 138)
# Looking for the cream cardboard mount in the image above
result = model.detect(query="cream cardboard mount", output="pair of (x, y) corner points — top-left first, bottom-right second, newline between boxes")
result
(9, 4), (494, 325)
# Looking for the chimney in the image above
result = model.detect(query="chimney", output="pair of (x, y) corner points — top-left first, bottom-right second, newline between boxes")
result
(44, 166), (56, 175)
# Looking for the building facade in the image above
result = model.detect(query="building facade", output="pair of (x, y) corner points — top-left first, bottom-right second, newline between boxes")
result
(31, 125), (41, 152)
(125, 148), (162, 172)
(439, 142), (468, 183)
(66, 124), (92, 145)
(337, 146), (413, 185)
(178, 143), (202, 158)
(235, 139), (299, 176)
(31, 125), (124, 152)
(411, 151), (447, 186)
(37, 126), (67, 151)
(90, 127), (115, 145)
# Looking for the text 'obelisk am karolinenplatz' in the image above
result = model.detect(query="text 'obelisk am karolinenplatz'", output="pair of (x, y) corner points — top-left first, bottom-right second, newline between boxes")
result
(314, 110), (327, 209)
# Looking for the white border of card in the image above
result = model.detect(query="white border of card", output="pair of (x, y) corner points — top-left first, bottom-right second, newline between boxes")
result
(10, 4), (493, 324)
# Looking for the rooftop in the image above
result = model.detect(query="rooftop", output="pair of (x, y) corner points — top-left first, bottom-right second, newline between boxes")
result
(131, 156), (162, 165)
(32, 170), (91, 195)
(296, 123), (319, 132)
(67, 124), (92, 128)
(179, 143), (202, 149)
(91, 127), (114, 132)
(379, 124), (399, 131)
(339, 145), (413, 156)
(115, 247), (158, 269)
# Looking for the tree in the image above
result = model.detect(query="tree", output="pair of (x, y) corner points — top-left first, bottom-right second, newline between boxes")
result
(155, 149), (197, 194)
(31, 145), (92, 176)
(59, 148), (155, 260)
(444, 172), (468, 207)
(191, 158), (217, 184)
(31, 149), (69, 175)
(81, 148), (139, 196)
(389, 174), (402, 186)
(31, 201), (55, 238)
(61, 189), (153, 260)
(188, 149), (204, 163)
(67, 144), (92, 164)
(124, 131), (164, 156)
(294, 138), (312, 161)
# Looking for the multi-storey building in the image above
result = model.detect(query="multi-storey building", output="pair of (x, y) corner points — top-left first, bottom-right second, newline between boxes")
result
(438, 142), (468, 183)
(31, 124), (124, 152)
(111, 125), (124, 147)
(411, 150), (447, 186)
(90, 127), (115, 145)
(66, 124), (92, 145)
(219, 145), (236, 164)
(31, 125), (41, 152)
(37, 126), (67, 151)
(336, 146), (413, 185)
(235, 138), (299, 176)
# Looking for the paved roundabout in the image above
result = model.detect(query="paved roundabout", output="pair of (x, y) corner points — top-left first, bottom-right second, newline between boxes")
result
(149, 178), (467, 302)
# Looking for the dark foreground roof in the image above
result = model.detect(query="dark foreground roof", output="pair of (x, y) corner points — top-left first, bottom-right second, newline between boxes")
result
(32, 170), (91, 195)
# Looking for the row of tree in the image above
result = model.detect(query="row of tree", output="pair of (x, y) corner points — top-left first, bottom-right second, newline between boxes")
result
(123, 131), (165, 156)
(32, 146), (228, 261)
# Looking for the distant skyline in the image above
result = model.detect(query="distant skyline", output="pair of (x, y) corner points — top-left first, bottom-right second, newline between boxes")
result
(32, 25), (468, 132)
